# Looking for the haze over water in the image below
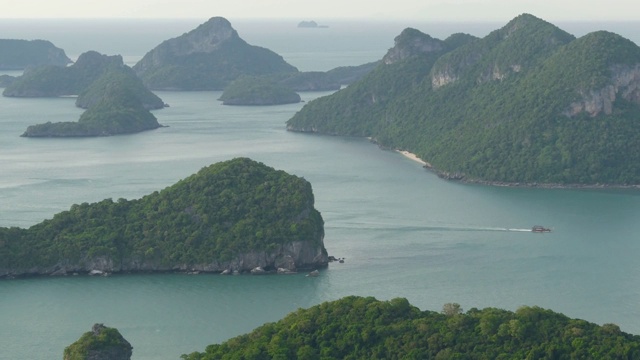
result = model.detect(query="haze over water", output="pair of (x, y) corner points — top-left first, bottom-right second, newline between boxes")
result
(1, 19), (640, 360)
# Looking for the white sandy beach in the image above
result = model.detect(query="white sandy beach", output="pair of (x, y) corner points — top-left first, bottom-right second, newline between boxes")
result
(398, 150), (431, 167)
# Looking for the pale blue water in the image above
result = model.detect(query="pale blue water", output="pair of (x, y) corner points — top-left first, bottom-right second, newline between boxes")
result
(1, 19), (640, 360)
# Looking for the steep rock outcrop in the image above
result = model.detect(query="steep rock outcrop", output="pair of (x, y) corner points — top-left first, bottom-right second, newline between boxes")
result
(563, 64), (640, 117)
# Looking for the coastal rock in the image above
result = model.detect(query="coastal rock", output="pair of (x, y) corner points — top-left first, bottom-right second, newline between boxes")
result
(63, 323), (132, 360)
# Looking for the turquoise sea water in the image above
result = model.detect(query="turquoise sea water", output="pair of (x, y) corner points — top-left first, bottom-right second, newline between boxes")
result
(1, 19), (640, 360)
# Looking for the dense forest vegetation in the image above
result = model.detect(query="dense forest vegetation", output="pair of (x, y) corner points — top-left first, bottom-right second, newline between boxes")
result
(21, 68), (163, 137)
(287, 14), (640, 185)
(220, 76), (301, 105)
(0, 158), (326, 276)
(64, 324), (132, 360)
(0, 39), (71, 70)
(181, 296), (640, 360)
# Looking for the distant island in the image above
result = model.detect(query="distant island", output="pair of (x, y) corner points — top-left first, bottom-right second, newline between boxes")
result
(133, 17), (298, 91)
(297, 20), (329, 28)
(0, 158), (328, 278)
(132, 16), (370, 93)
(287, 14), (640, 186)
(3, 50), (165, 111)
(219, 76), (301, 105)
(0, 39), (71, 70)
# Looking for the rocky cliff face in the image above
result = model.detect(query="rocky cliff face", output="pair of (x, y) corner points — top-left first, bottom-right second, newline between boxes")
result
(563, 64), (640, 117)
(0, 238), (327, 278)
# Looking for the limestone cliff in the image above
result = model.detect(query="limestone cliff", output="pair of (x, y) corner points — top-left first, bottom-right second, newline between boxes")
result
(563, 64), (640, 117)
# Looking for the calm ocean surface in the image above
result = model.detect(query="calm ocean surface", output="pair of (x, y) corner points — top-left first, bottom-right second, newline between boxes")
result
(1, 19), (640, 360)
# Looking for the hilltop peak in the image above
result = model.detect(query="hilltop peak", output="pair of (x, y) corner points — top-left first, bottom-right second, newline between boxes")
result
(383, 28), (444, 64)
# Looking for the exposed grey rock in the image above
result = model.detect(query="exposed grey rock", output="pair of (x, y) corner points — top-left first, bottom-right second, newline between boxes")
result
(563, 64), (640, 117)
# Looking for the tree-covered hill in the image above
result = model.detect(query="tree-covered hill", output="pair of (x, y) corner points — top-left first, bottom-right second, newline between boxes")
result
(21, 69), (163, 137)
(0, 39), (71, 70)
(0, 158), (328, 277)
(181, 296), (640, 359)
(133, 17), (298, 90)
(3, 51), (122, 97)
(286, 14), (640, 186)
(219, 76), (301, 105)
(3, 50), (165, 108)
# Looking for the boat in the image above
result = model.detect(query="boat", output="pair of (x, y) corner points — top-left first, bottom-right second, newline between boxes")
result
(531, 225), (551, 233)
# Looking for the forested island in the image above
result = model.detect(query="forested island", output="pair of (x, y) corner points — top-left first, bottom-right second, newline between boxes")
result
(287, 14), (640, 186)
(64, 324), (132, 360)
(66, 296), (639, 359)
(0, 39), (71, 70)
(132, 16), (375, 92)
(133, 17), (298, 90)
(219, 76), (301, 105)
(180, 296), (640, 359)
(3, 50), (167, 137)
(0, 158), (328, 277)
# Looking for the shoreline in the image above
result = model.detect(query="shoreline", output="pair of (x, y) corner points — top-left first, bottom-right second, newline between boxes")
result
(394, 149), (640, 190)
(396, 150), (431, 167)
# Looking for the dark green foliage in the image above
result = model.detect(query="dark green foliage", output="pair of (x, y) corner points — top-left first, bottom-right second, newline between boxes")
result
(0, 39), (71, 70)
(219, 76), (301, 105)
(287, 14), (640, 185)
(21, 76), (162, 137)
(0, 158), (324, 272)
(63, 324), (132, 360)
(76, 66), (165, 110)
(181, 296), (640, 360)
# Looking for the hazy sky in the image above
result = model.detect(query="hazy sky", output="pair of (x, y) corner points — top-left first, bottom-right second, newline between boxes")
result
(4, 0), (640, 21)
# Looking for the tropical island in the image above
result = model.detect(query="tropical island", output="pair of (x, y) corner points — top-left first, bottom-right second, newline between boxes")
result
(219, 76), (301, 105)
(0, 158), (328, 277)
(21, 73), (164, 137)
(64, 297), (640, 359)
(3, 50), (167, 137)
(0, 39), (71, 70)
(133, 17), (298, 90)
(286, 14), (640, 186)
(3, 50), (165, 110)
(297, 20), (329, 28)
(132, 16), (374, 93)
(64, 324), (132, 360)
